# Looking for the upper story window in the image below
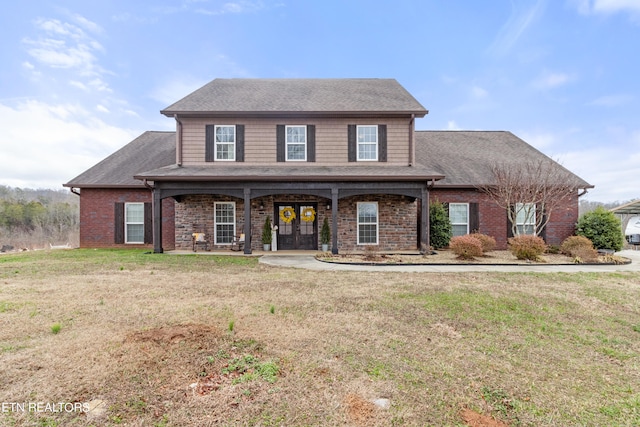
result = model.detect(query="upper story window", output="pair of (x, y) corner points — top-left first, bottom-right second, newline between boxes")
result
(348, 124), (386, 162)
(286, 126), (307, 161)
(215, 125), (236, 161)
(357, 125), (378, 161)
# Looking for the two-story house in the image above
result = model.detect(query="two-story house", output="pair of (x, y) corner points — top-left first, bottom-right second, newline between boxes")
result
(64, 78), (592, 254)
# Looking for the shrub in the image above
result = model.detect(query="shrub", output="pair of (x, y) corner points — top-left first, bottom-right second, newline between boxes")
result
(561, 236), (599, 263)
(576, 206), (623, 251)
(471, 233), (496, 253)
(508, 235), (546, 261)
(450, 235), (483, 260)
(430, 201), (452, 249)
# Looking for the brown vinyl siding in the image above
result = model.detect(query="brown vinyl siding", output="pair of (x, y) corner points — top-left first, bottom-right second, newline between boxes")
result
(179, 117), (411, 166)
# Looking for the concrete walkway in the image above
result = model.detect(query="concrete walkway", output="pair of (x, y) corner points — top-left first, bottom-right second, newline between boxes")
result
(259, 250), (640, 273)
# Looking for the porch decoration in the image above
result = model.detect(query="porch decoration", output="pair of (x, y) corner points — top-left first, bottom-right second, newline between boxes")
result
(279, 206), (296, 224)
(301, 207), (316, 222)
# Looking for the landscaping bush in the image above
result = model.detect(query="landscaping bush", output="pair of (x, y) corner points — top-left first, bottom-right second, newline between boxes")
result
(560, 235), (598, 262)
(576, 206), (623, 251)
(450, 235), (483, 260)
(429, 201), (452, 249)
(471, 233), (496, 253)
(508, 235), (546, 261)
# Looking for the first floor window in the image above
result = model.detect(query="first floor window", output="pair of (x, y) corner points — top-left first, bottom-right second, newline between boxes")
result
(357, 125), (378, 161)
(449, 203), (469, 237)
(215, 125), (236, 161)
(215, 202), (236, 244)
(286, 125), (307, 161)
(357, 202), (378, 245)
(125, 203), (144, 243)
(516, 203), (536, 235)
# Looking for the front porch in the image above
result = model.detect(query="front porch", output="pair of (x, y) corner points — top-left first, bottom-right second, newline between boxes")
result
(150, 180), (433, 254)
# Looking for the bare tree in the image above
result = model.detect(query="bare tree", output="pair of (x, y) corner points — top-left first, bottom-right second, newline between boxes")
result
(477, 159), (584, 238)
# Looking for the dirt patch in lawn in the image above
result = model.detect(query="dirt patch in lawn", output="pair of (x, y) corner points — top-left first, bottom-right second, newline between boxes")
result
(461, 408), (511, 427)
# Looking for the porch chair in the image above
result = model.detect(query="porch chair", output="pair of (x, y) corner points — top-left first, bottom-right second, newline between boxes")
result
(230, 233), (245, 252)
(191, 224), (210, 252)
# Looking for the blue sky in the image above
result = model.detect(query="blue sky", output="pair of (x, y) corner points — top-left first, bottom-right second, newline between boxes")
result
(1, 0), (639, 203)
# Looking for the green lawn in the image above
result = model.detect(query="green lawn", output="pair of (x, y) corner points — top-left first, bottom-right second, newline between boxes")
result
(0, 249), (638, 426)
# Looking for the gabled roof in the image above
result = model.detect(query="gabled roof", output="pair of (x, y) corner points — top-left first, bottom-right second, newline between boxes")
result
(63, 131), (175, 188)
(161, 79), (428, 117)
(414, 130), (593, 188)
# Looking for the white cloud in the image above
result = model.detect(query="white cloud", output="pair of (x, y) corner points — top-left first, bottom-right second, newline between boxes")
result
(488, 0), (548, 55)
(96, 104), (110, 113)
(573, 0), (640, 17)
(447, 121), (461, 130)
(471, 86), (489, 99)
(532, 71), (573, 89)
(0, 100), (137, 189)
(22, 16), (109, 93)
(587, 94), (634, 107)
(519, 131), (557, 150)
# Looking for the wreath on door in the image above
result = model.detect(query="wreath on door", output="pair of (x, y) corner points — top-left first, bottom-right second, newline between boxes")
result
(279, 206), (296, 224)
(301, 207), (316, 222)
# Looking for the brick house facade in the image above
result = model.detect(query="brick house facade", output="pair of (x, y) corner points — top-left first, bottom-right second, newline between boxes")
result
(65, 79), (591, 253)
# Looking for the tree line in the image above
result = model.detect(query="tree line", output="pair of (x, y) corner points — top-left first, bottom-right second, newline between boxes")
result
(0, 186), (79, 249)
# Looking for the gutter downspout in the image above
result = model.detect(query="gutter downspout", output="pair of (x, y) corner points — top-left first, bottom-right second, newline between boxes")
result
(70, 187), (80, 196)
(409, 114), (415, 166)
(175, 115), (183, 166)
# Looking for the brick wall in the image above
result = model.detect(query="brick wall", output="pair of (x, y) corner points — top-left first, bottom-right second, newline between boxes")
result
(430, 188), (579, 249)
(79, 188), (175, 249)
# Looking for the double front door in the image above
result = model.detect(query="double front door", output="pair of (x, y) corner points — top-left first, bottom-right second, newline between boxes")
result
(275, 202), (318, 250)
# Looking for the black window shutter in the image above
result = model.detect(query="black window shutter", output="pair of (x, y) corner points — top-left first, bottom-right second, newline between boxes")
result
(276, 125), (285, 162)
(348, 124), (356, 162)
(235, 125), (245, 162)
(469, 203), (479, 233)
(538, 204), (547, 240)
(143, 202), (153, 244)
(205, 124), (215, 162)
(307, 125), (316, 162)
(378, 124), (387, 162)
(114, 203), (124, 244)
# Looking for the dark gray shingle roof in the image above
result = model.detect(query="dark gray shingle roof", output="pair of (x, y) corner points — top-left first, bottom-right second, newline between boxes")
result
(161, 79), (427, 116)
(64, 131), (175, 188)
(414, 130), (592, 188)
(134, 163), (443, 182)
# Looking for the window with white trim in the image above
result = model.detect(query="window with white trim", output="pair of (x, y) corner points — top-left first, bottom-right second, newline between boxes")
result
(125, 203), (144, 243)
(449, 203), (469, 237)
(286, 125), (306, 161)
(516, 203), (536, 235)
(215, 125), (235, 161)
(357, 202), (378, 245)
(357, 125), (378, 161)
(215, 202), (236, 244)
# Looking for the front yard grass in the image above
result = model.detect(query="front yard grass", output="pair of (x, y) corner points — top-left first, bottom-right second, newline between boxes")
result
(0, 249), (638, 426)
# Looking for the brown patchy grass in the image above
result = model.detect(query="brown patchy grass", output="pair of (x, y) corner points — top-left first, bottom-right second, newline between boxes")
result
(0, 249), (639, 426)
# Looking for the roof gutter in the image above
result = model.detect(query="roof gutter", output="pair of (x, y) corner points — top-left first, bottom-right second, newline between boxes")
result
(409, 114), (415, 166)
(69, 187), (80, 196)
(175, 115), (183, 166)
